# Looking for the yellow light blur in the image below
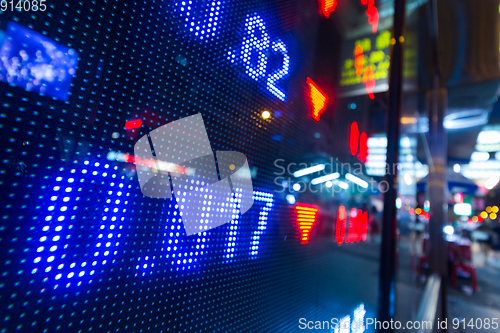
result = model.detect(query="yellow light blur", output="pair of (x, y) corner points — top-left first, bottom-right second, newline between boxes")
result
(486, 206), (492, 213)
(490, 213), (497, 220)
(472, 216), (478, 222)
(481, 211), (488, 219)
(262, 111), (271, 119)
(401, 117), (417, 124)
(415, 208), (422, 215)
(493, 206), (499, 213)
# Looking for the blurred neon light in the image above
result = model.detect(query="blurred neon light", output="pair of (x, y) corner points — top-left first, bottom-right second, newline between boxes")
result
(453, 203), (472, 216)
(106, 151), (195, 175)
(295, 204), (319, 244)
(0, 22), (79, 100)
(485, 176), (499, 190)
(338, 181), (349, 189)
(357, 132), (368, 163)
(320, 0), (337, 18)
(354, 45), (364, 76)
(443, 110), (489, 129)
(366, 0), (379, 33)
(124, 119), (143, 130)
(307, 77), (329, 121)
(349, 122), (359, 155)
(335, 206), (347, 244)
(470, 151), (490, 162)
(311, 172), (340, 185)
(293, 164), (325, 177)
(478, 130), (500, 144)
(336, 207), (367, 245)
(345, 173), (368, 188)
(362, 65), (375, 99)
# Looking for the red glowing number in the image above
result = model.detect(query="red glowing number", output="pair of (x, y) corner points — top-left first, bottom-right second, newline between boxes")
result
(295, 204), (319, 244)
(306, 77), (329, 121)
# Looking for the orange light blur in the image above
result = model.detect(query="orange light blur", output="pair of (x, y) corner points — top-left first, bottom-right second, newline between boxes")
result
(362, 65), (375, 99)
(295, 204), (319, 244)
(354, 45), (364, 76)
(306, 77), (329, 122)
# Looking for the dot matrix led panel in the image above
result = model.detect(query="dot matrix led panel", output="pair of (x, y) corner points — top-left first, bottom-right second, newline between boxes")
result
(0, 0), (376, 332)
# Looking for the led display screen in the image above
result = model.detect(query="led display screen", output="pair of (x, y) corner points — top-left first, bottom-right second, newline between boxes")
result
(0, 1), (379, 332)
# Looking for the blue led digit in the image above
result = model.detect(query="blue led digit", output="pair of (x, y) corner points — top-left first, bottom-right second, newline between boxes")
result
(266, 39), (290, 102)
(224, 194), (240, 260)
(224, 191), (273, 260)
(249, 192), (273, 257)
(176, 0), (223, 41)
(32, 162), (131, 289)
(240, 14), (270, 80)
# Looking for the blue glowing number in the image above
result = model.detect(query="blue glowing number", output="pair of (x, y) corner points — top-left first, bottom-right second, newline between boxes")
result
(177, 0), (222, 41)
(240, 14), (270, 80)
(239, 14), (289, 101)
(249, 195), (272, 257)
(267, 39), (290, 102)
(224, 192), (273, 260)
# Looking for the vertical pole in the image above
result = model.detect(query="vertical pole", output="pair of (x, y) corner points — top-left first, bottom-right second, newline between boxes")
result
(426, 0), (448, 328)
(377, 0), (406, 330)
